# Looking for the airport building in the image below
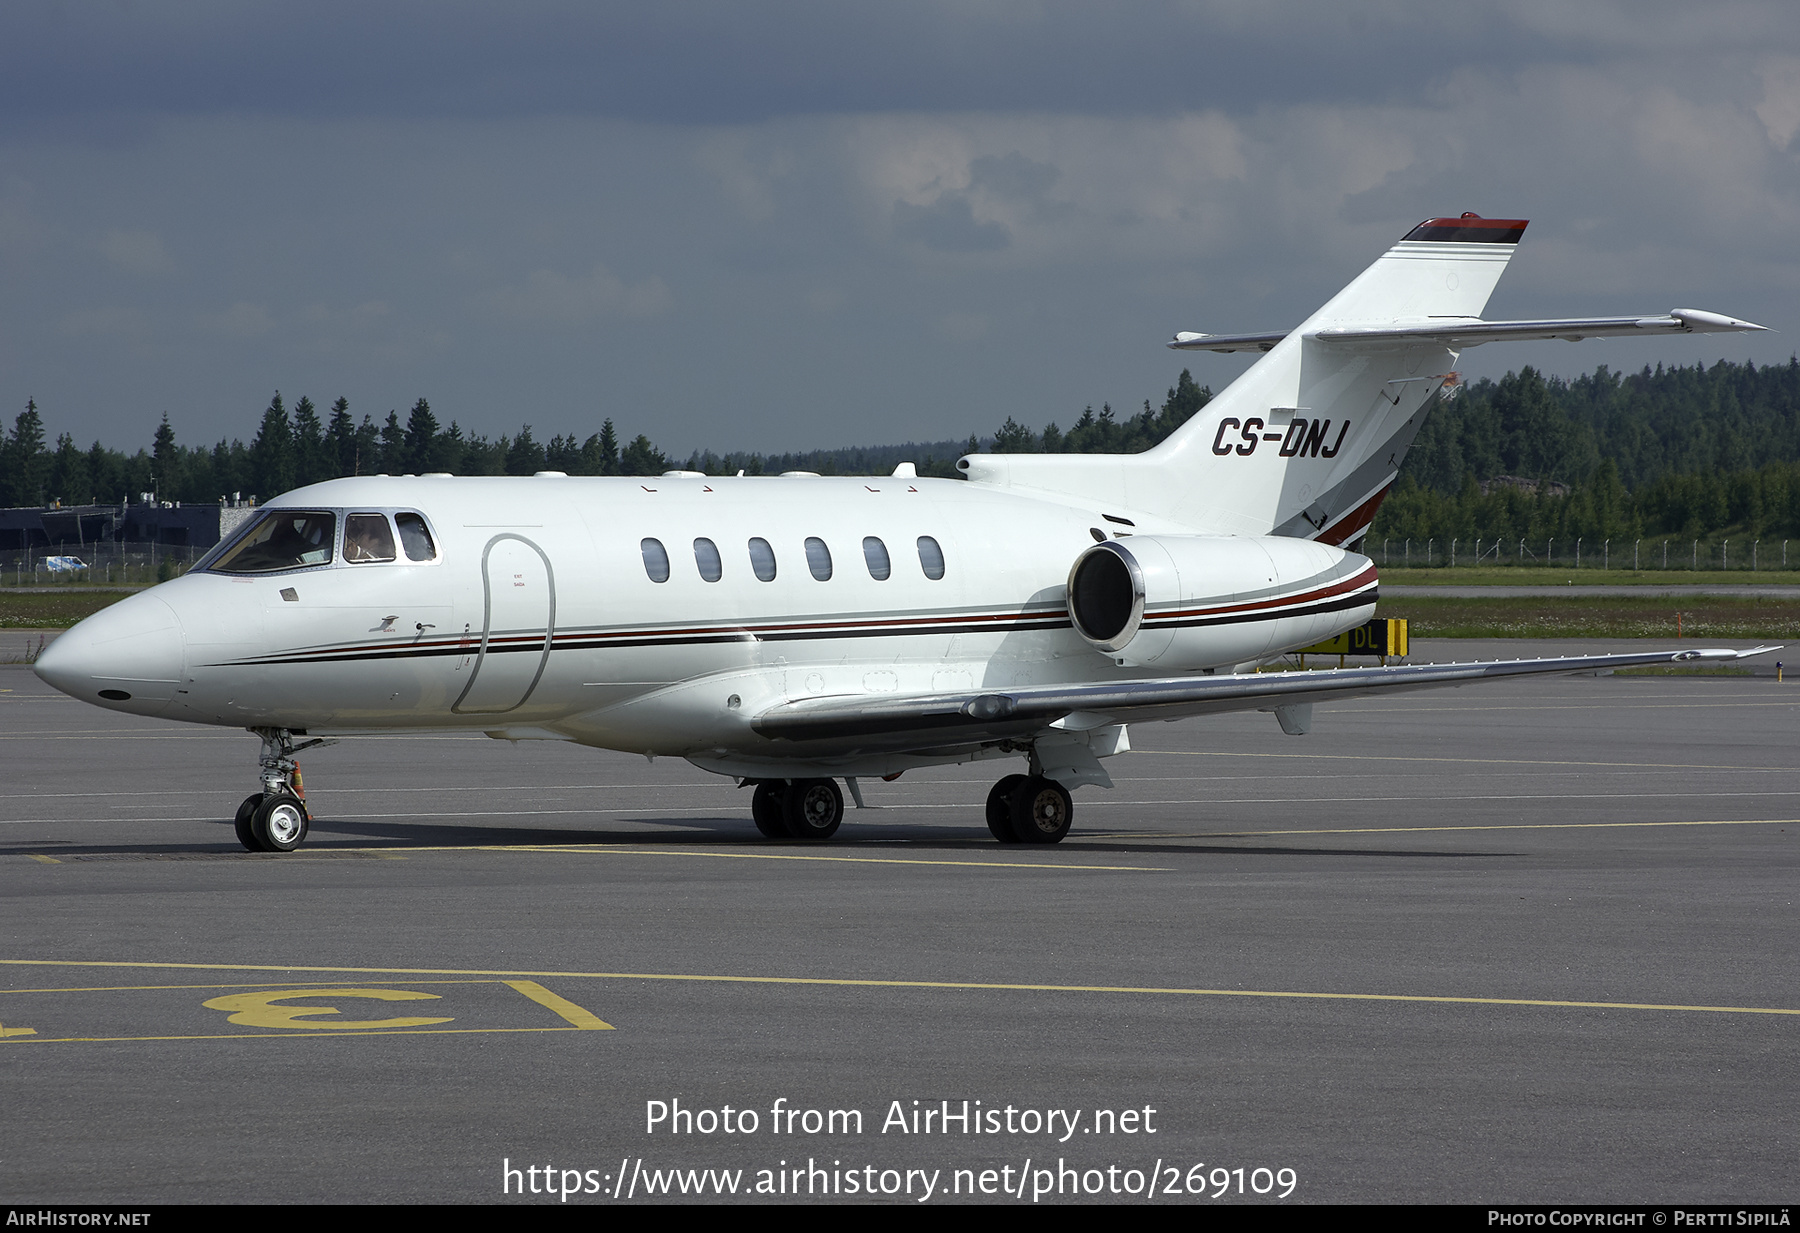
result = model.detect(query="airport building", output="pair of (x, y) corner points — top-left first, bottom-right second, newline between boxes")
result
(0, 499), (257, 555)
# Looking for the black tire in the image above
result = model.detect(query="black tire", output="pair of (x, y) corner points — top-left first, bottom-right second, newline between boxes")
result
(251, 794), (309, 853)
(234, 793), (266, 852)
(985, 774), (1028, 843)
(751, 781), (791, 838)
(783, 778), (843, 840)
(1008, 776), (1073, 844)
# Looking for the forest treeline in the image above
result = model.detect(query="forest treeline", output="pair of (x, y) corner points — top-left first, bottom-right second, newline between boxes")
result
(0, 394), (978, 508)
(3, 358), (1799, 544)
(1372, 359), (1800, 544)
(0, 371), (1215, 508)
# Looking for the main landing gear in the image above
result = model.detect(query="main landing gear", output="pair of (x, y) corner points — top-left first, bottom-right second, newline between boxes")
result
(747, 772), (1074, 845)
(750, 778), (845, 840)
(984, 775), (1073, 845)
(235, 728), (334, 853)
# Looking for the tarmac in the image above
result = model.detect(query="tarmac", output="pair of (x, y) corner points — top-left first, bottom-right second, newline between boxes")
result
(1, 646), (1796, 1204)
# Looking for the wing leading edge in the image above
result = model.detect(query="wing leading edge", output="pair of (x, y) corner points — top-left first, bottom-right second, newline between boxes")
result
(752, 647), (1779, 749)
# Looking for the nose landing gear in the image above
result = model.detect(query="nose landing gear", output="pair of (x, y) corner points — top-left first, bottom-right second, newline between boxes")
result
(235, 728), (335, 853)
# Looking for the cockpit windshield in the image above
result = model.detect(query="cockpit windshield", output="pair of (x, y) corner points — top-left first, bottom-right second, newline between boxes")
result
(207, 511), (337, 574)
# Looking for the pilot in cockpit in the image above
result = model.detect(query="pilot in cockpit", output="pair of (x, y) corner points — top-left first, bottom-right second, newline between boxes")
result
(344, 513), (397, 563)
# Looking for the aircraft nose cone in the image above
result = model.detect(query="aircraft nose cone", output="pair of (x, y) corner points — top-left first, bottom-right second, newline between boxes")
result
(34, 592), (185, 714)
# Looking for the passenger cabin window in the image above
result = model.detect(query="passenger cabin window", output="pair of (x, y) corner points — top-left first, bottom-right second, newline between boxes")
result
(641, 538), (670, 583)
(805, 537), (832, 581)
(694, 537), (722, 582)
(209, 511), (336, 574)
(345, 514), (397, 563)
(749, 537), (777, 582)
(396, 513), (437, 562)
(917, 535), (945, 580)
(863, 536), (890, 580)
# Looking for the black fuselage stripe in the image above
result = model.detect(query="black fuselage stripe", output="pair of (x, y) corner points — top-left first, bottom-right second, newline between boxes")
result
(1148, 588), (1377, 629)
(214, 591), (1375, 668)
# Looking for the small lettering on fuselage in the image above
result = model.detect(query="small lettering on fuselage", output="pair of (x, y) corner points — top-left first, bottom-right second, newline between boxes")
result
(1211, 416), (1349, 459)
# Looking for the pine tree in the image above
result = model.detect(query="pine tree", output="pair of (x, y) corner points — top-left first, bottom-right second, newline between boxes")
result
(353, 415), (381, 476)
(326, 398), (357, 478)
(151, 414), (181, 501)
(402, 398), (438, 474)
(993, 417), (1037, 453)
(291, 396), (328, 487)
(48, 433), (90, 506)
(379, 411), (405, 473)
(619, 434), (666, 476)
(1, 398), (48, 507)
(436, 421), (467, 474)
(598, 419), (621, 475)
(506, 424), (546, 475)
(248, 392), (293, 500)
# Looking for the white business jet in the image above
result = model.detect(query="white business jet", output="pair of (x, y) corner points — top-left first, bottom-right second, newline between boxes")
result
(34, 215), (1774, 853)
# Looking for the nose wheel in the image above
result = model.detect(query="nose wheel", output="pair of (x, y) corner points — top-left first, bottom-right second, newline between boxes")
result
(236, 728), (332, 853)
(237, 793), (309, 852)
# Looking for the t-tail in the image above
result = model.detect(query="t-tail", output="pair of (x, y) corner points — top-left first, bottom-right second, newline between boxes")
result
(959, 214), (1765, 546)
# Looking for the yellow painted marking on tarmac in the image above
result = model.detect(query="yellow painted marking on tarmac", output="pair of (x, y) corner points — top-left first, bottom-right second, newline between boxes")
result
(4, 1027), (591, 1045)
(3, 959), (1793, 1018)
(504, 980), (614, 1029)
(0, 1023), (37, 1038)
(202, 988), (453, 1030)
(24, 854), (60, 864)
(351, 844), (1162, 872)
(4, 979), (508, 995)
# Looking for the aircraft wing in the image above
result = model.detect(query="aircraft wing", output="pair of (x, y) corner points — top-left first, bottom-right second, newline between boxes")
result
(1168, 309), (1767, 353)
(751, 647), (1778, 747)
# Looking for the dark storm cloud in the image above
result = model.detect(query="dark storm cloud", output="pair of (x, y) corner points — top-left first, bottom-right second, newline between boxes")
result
(0, 2), (1795, 456)
(0, 1), (1719, 124)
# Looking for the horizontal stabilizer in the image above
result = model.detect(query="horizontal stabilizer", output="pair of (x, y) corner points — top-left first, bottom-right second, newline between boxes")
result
(754, 646), (1780, 748)
(1168, 329), (1289, 353)
(1171, 308), (1767, 353)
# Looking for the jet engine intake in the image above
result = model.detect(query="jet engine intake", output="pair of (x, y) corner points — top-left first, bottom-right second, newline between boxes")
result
(1065, 535), (1376, 670)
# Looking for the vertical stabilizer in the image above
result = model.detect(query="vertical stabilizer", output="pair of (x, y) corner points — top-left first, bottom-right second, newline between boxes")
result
(960, 215), (1528, 541)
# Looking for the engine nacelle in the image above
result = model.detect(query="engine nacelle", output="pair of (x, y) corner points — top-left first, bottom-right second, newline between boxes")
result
(1065, 535), (1379, 670)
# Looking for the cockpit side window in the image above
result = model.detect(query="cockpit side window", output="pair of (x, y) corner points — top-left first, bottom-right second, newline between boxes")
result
(395, 513), (437, 562)
(345, 514), (398, 563)
(208, 511), (337, 574)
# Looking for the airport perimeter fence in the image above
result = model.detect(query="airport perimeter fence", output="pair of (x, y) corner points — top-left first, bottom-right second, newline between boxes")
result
(4, 538), (1795, 580)
(1376, 537), (1794, 571)
(1, 542), (200, 588)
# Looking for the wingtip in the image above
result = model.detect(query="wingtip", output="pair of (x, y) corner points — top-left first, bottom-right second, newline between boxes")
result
(1670, 308), (1771, 333)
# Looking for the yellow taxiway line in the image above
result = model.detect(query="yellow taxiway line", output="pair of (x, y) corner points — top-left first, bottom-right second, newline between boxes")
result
(2, 958), (1794, 1018)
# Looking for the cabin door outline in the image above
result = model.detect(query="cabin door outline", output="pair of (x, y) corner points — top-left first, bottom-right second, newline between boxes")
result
(451, 533), (557, 714)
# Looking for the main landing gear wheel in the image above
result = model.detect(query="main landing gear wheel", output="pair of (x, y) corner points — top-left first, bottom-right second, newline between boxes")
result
(751, 781), (791, 838)
(783, 778), (843, 840)
(1008, 776), (1073, 844)
(234, 793), (266, 851)
(985, 774), (1028, 843)
(250, 794), (309, 853)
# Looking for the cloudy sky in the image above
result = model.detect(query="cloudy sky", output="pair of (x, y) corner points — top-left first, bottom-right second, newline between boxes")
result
(2, 2), (1796, 457)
